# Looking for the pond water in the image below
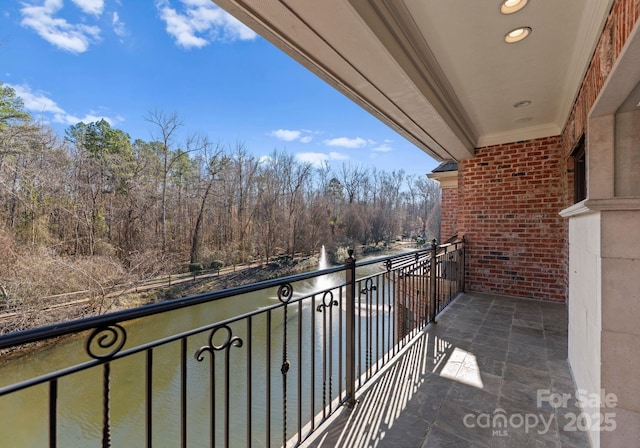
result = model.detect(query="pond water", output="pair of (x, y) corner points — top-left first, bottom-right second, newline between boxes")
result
(0, 249), (397, 447)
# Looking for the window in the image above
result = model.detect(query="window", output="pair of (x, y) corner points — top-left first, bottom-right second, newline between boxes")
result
(572, 135), (586, 203)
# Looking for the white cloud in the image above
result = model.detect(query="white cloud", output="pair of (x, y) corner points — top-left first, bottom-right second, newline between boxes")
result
(269, 128), (314, 143)
(112, 11), (126, 38)
(323, 137), (367, 149)
(372, 144), (393, 153)
(295, 151), (349, 167)
(157, 4), (207, 48)
(9, 83), (65, 115)
(62, 112), (115, 125)
(156, 0), (257, 49)
(8, 83), (116, 125)
(20, 0), (101, 53)
(270, 129), (301, 142)
(329, 151), (349, 160)
(296, 152), (327, 167)
(71, 0), (104, 16)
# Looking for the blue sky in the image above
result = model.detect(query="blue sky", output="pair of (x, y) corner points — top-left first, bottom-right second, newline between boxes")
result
(1, 0), (439, 175)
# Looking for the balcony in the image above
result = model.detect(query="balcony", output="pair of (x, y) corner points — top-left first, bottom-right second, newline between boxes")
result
(304, 293), (588, 448)
(0, 241), (589, 447)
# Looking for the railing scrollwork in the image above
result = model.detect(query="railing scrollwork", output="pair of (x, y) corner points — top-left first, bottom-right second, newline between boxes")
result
(194, 324), (243, 361)
(360, 278), (377, 295)
(85, 324), (127, 360)
(277, 283), (294, 304)
(316, 290), (338, 312)
(277, 282), (294, 446)
(85, 324), (128, 448)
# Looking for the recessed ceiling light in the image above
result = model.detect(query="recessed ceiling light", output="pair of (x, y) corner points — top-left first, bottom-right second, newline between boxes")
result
(505, 27), (531, 43)
(514, 100), (532, 108)
(501, 0), (528, 15)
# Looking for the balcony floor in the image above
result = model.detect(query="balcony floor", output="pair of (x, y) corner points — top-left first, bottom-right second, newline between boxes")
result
(304, 292), (591, 448)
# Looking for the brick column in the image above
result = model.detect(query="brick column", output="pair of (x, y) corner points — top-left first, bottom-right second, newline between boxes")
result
(427, 167), (458, 242)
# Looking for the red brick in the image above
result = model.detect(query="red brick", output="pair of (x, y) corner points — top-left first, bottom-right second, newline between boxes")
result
(453, 2), (639, 302)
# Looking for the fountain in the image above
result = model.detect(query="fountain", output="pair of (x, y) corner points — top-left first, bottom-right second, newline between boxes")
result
(319, 245), (328, 270)
(316, 245), (331, 291)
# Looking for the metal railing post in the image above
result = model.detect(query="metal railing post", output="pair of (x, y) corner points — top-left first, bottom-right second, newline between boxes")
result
(461, 235), (466, 292)
(345, 249), (357, 408)
(429, 239), (437, 323)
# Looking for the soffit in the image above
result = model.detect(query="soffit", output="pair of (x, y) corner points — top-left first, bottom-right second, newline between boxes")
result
(400, 0), (614, 148)
(212, 0), (614, 162)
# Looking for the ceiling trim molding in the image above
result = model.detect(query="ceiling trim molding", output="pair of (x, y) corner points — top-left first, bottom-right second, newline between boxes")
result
(556, 0), (616, 128)
(349, 0), (478, 152)
(476, 123), (562, 148)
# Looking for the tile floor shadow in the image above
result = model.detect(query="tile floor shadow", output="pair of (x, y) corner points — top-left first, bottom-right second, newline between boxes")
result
(303, 293), (591, 448)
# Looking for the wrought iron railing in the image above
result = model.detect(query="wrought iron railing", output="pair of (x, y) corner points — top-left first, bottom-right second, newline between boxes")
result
(0, 239), (465, 448)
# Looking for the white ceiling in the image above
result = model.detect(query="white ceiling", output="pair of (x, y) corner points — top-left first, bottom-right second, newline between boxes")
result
(212, 0), (615, 161)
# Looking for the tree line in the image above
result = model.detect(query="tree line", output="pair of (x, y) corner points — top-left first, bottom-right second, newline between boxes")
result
(0, 82), (441, 317)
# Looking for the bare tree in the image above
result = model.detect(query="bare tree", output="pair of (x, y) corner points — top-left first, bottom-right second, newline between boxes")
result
(145, 109), (184, 254)
(0, 97), (449, 332)
(230, 143), (259, 263)
(340, 162), (367, 204)
(190, 139), (227, 264)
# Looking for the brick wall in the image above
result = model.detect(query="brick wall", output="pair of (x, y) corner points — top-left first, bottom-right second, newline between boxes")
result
(458, 136), (567, 302)
(440, 187), (458, 242)
(453, 0), (640, 302)
(563, 0), (640, 156)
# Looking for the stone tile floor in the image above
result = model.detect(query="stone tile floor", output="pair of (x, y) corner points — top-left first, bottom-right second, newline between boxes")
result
(304, 292), (592, 448)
